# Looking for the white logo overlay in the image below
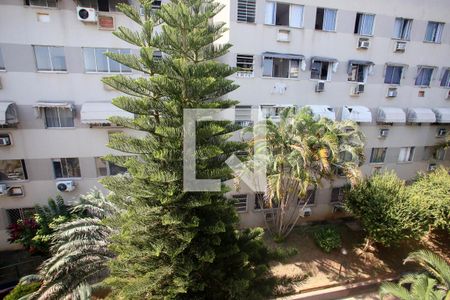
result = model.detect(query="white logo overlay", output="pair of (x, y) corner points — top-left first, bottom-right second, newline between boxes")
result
(183, 108), (267, 193)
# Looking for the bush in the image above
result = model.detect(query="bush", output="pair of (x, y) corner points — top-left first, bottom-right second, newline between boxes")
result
(4, 282), (40, 300)
(312, 226), (342, 253)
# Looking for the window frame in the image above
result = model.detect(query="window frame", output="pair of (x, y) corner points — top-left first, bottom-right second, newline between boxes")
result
(33, 45), (67, 72)
(264, 1), (304, 28)
(310, 60), (331, 81)
(236, 54), (254, 77)
(370, 147), (387, 164)
(232, 194), (248, 213)
(43, 107), (74, 128)
(95, 157), (127, 177)
(330, 187), (345, 204)
(25, 0), (57, 8)
(6, 208), (36, 226)
(237, 0), (256, 23)
(384, 65), (403, 85)
(0, 159), (28, 182)
(354, 12), (375, 36)
(315, 7), (337, 32)
(0, 48), (5, 71)
(262, 57), (300, 79)
(83, 47), (132, 74)
(415, 67), (434, 87)
(398, 147), (415, 163)
(52, 158), (81, 179)
(297, 189), (316, 206)
(348, 63), (369, 83)
(254, 192), (279, 211)
(393, 17), (413, 41)
(424, 21), (444, 43)
(440, 68), (450, 88)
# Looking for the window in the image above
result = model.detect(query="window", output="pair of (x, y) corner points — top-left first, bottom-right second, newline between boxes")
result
(441, 69), (450, 88)
(237, 0), (256, 23)
(254, 193), (278, 210)
(260, 105), (293, 118)
(415, 67), (434, 87)
(393, 18), (412, 40)
(315, 8), (337, 31)
(424, 22), (444, 43)
(236, 54), (254, 77)
(265, 2), (303, 28)
(398, 147), (415, 162)
(434, 148), (446, 161)
(33, 46), (66, 72)
(83, 48), (131, 73)
(77, 0), (128, 12)
(263, 57), (299, 78)
(6, 208), (36, 226)
(298, 190), (315, 205)
(0, 48), (5, 71)
(384, 65), (403, 85)
(235, 105), (253, 126)
(95, 157), (127, 176)
(151, 0), (161, 9)
(44, 107), (74, 128)
(25, 0), (57, 7)
(370, 148), (387, 163)
(348, 63), (370, 83)
(311, 60), (330, 80)
(232, 194), (247, 212)
(52, 158), (81, 178)
(354, 13), (375, 36)
(0, 160), (28, 181)
(330, 187), (345, 203)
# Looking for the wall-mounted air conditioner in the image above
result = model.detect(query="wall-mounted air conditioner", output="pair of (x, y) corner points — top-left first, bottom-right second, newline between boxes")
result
(350, 83), (365, 96)
(394, 41), (406, 53)
(428, 164), (437, 171)
(315, 81), (325, 93)
(277, 29), (290, 42)
(56, 180), (76, 192)
(302, 207), (312, 217)
(379, 128), (389, 138)
(387, 87), (398, 98)
(77, 7), (97, 22)
(8, 186), (24, 197)
(357, 38), (370, 49)
(0, 184), (7, 196)
(0, 134), (11, 146)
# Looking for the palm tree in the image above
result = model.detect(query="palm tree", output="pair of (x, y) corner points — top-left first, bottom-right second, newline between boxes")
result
(246, 107), (365, 241)
(380, 250), (450, 300)
(23, 189), (118, 300)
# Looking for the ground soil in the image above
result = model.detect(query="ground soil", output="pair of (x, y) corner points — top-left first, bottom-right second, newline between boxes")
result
(265, 221), (450, 295)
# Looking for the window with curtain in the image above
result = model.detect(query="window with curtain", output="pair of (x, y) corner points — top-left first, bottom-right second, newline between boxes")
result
(370, 148), (387, 163)
(424, 22), (444, 43)
(398, 147), (414, 162)
(393, 18), (412, 40)
(348, 63), (369, 83)
(315, 8), (337, 31)
(237, 0), (256, 23)
(354, 13), (375, 36)
(415, 67), (434, 86)
(83, 47), (131, 73)
(262, 57), (300, 78)
(441, 69), (450, 87)
(264, 2), (303, 28)
(0, 160), (28, 181)
(52, 158), (81, 178)
(384, 65), (403, 84)
(0, 48), (5, 71)
(33, 46), (67, 72)
(311, 60), (330, 80)
(44, 107), (74, 128)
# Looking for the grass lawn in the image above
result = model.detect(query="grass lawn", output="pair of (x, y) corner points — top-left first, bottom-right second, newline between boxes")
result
(265, 221), (450, 295)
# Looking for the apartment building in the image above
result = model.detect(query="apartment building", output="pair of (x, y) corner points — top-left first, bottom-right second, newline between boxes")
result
(0, 0), (449, 250)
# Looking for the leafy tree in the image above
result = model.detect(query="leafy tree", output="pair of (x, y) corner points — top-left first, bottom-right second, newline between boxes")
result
(4, 281), (41, 300)
(408, 167), (450, 232)
(345, 172), (427, 248)
(380, 250), (450, 299)
(246, 107), (365, 241)
(100, 0), (275, 299)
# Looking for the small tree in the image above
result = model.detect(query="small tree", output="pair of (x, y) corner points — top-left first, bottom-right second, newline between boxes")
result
(247, 107), (365, 241)
(408, 166), (450, 232)
(345, 172), (426, 248)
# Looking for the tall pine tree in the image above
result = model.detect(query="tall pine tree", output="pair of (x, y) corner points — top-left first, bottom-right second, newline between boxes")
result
(101, 0), (274, 298)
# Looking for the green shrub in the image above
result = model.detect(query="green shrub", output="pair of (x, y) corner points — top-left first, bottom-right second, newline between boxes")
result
(268, 247), (299, 262)
(312, 226), (342, 253)
(4, 282), (40, 300)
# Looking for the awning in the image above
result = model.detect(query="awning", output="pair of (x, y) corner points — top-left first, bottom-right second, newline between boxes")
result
(406, 108), (436, 123)
(305, 105), (336, 121)
(376, 107), (406, 123)
(385, 62), (409, 68)
(262, 52), (304, 60)
(0, 102), (18, 125)
(34, 102), (74, 110)
(432, 108), (450, 124)
(311, 56), (338, 64)
(341, 105), (372, 123)
(80, 102), (134, 124)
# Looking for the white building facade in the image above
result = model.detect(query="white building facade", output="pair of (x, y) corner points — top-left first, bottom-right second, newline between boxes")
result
(0, 0), (449, 249)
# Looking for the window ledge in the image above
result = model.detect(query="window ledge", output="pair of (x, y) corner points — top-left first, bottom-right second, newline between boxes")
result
(263, 24), (304, 29)
(0, 180), (29, 184)
(85, 71), (133, 75)
(24, 5), (58, 10)
(369, 162), (385, 165)
(262, 76), (299, 80)
(55, 177), (82, 181)
(397, 161), (414, 164)
(37, 70), (68, 74)
(391, 38), (410, 42)
(0, 69), (6, 72)
(423, 40), (442, 44)
(236, 21), (257, 25)
(45, 127), (76, 130)
(357, 34), (374, 37)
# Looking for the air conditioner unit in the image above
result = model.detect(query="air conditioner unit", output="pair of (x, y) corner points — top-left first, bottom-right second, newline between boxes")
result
(77, 7), (97, 22)
(387, 87), (398, 98)
(351, 84), (365, 95)
(8, 186), (24, 197)
(277, 29), (290, 42)
(0, 184), (8, 196)
(428, 164), (437, 171)
(333, 205), (344, 213)
(394, 41), (407, 53)
(0, 135), (11, 146)
(379, 128), (389, 138)
(437, 128), (447, 137)
(358, 38), (370, 49)
(315, 81), (325, 93)
(56, 180), (76, 192)
(302, 207), (312, 217)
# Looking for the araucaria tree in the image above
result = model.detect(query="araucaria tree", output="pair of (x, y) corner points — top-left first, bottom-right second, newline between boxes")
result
(101, 0), (274, 299)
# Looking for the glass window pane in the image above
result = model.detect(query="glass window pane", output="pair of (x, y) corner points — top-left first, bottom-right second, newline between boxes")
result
(0, 48), (5, 70)
(441, 69), (450, 87)
(108, 49), (121, 73)
(262, 58), (273, 77)
(44, 107), (61, 127)
(64, 158), (81, 177)
(289, 59), (299, 78)
(49, 47), (67, 71)
(119, 49), (131, 72)
(83, 48), (96, 72)
(58, 108), (74, 127)
(95, 48), (109, 72)
(34, 46), (51, 71)
(273, 58), (289, 78)
(109, 162), (127, 175)
(52, 159), (63, 178)
(95, 158), (108, 177)
(323, 9), (336, 31)
(0, 160), (27, 181)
